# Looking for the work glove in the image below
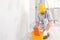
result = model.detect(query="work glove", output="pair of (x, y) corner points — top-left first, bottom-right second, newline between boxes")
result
(43, 30), (48, 36)
(43, 30), (50, 39)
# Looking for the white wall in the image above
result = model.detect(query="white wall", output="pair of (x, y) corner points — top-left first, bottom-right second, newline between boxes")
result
(0, 0), (21, 40)
(0, 0), (24, 40)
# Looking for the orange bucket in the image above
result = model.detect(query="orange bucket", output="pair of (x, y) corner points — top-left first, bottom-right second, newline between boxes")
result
(30, 27), (43, 40)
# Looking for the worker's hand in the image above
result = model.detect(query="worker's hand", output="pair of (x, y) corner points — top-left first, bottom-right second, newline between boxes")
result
(33, 22), (39, 29)
(43, 30), (48, 36)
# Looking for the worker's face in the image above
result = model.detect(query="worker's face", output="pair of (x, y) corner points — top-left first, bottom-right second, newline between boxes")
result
(40, 9), (45, 14)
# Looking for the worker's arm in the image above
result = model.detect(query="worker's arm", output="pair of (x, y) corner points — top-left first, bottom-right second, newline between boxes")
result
(43, 20), (53, 36)
(46, 10), (53, 31)
(46, 20), (53, 31)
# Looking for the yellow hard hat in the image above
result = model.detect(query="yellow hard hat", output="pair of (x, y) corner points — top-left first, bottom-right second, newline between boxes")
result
(37, 4), (45, 13)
